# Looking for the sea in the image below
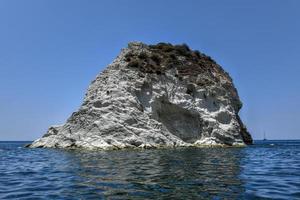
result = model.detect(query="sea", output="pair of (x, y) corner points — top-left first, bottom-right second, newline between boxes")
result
(0, 140), (299, 200)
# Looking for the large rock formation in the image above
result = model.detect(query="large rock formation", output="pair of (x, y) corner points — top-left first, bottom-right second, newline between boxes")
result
(29, 42), (252, 149)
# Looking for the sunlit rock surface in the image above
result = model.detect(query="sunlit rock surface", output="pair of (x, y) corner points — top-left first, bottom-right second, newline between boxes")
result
(29, 42), (252, 149)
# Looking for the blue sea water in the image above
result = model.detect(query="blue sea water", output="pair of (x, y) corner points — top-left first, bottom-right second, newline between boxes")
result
(0, 140), (299, 199)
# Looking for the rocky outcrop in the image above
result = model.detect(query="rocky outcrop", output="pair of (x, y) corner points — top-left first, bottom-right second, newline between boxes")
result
(29, 42), (252, 149)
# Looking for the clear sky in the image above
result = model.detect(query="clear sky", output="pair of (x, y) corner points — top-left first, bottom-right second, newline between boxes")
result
(0, 0), (299, 141)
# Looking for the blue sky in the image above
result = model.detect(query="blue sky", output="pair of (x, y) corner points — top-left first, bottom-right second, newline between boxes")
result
(0, 0), (299, 140)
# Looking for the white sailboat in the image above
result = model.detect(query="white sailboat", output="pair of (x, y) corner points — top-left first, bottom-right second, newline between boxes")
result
(263, 131), (267, 141)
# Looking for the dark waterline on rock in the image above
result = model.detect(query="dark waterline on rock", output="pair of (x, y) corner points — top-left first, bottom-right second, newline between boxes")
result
(0, 140), (299, 199)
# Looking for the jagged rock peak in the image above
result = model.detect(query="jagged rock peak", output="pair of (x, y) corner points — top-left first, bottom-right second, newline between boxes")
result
(29, 42), (252, 149)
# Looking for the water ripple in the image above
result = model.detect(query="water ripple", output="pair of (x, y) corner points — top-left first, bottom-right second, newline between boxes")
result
(0, 141), (299, 199)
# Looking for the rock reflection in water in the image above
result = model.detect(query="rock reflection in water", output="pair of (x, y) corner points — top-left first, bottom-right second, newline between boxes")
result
(67, 147), (245, 199)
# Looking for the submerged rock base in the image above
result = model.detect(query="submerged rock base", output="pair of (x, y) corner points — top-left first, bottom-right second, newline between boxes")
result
(29, 42), (252, 150)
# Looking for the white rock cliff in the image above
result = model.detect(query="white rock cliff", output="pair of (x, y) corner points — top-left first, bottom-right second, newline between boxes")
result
(29, 42), (252, 149)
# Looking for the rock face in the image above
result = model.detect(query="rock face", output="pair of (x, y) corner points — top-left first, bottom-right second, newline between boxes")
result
(29, 42), (252, 149)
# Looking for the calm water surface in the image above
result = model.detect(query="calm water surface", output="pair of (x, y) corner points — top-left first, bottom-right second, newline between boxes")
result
(0, 140), (299, 199)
